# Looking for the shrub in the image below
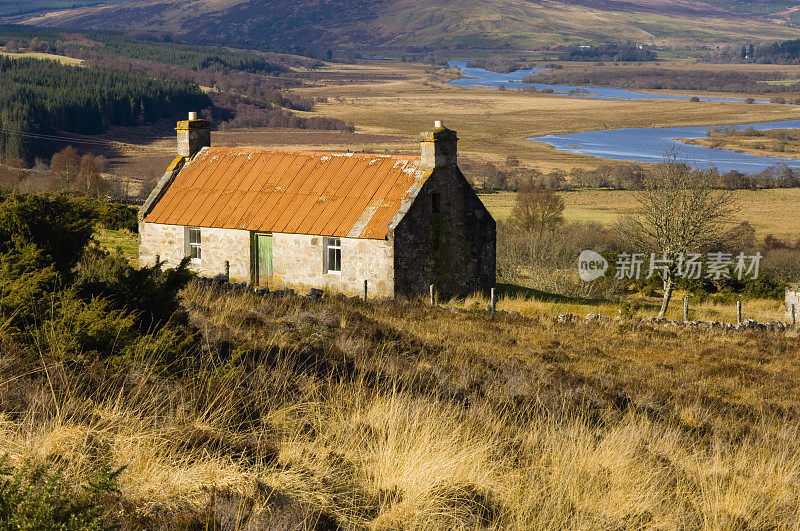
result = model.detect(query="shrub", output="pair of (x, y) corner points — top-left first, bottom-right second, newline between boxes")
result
(74, 245), (194, 329)
(0, 455), (121, 530)
(81, 199), (138, 233)
(507, 186), (564, 232)
(0, 192), (95, 274)
(0, 243), (59, 330)
(34, 289), (138, 358)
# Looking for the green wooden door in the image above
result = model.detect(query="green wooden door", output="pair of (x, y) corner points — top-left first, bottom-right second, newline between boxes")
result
(255, 233), (273, 285)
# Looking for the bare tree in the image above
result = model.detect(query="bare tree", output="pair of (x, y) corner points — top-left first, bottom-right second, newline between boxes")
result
(78, 154), (105, 197)
(509, 185), (565, 233)
(621, 151), (736, 319)
(49, 146), (80, 190)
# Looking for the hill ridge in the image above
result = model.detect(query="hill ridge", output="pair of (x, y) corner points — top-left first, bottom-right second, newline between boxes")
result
(8, 0), (800, 50)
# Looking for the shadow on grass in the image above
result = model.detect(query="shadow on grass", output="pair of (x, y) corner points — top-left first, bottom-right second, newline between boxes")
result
(495, 282), (608, 306)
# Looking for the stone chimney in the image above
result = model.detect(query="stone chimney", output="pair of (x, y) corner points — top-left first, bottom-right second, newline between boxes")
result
(420, 120), (458, 169)
(176, 111), (211, 159)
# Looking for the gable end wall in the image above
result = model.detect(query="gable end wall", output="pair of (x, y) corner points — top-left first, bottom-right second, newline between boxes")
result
(393, 165), (495, 298)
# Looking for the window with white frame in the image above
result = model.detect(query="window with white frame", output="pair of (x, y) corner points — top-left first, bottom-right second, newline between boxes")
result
(187, 228), (202, 262)
(325, 237), (341, 274)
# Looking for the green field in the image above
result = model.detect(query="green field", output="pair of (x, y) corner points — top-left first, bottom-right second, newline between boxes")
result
(95, 228), (138, 266)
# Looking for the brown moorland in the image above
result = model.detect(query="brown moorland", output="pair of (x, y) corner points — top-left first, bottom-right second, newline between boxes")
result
(3, 281), (800, 527)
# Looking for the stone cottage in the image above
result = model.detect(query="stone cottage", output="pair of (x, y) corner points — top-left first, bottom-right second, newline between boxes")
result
(138, 114), (495, 298)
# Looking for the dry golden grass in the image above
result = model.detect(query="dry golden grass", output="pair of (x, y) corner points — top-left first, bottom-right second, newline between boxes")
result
(481, 188), (800, 240)
(3, 283), (800, 528)
(455, 291), (788, 324)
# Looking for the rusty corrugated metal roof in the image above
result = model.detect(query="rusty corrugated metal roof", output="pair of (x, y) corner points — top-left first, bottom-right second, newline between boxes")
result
(144, 148), (429, 239)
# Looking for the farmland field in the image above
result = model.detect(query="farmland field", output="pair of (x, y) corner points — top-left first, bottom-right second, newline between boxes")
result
(480, 188), (800, 240)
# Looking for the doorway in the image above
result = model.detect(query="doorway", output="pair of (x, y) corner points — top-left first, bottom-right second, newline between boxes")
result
(253, 233), (273, 285)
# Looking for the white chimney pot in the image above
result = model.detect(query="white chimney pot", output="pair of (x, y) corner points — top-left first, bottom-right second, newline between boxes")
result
(188, 111), (198, 120)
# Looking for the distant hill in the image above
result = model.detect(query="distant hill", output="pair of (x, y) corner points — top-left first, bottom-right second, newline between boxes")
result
(8, 0), (800, 50)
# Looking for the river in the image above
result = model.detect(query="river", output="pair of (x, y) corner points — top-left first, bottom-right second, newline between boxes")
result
(447, 61), (798, 173)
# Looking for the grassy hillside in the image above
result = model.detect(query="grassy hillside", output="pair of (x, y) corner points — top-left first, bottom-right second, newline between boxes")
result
(3, 279), (800, 527)
(10, 0), (800, 50)
(2, 190), (799, 527)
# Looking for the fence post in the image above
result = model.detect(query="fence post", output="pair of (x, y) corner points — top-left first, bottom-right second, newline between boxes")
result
(737, 300), (742, 325)
(364, 280), (368, 301)
(792, 304), (797, 330)
(683, 296), (689, 322)
(491, 287), (496, 312)
(225, 260), (230, 280)
(430, 284), (435, 306)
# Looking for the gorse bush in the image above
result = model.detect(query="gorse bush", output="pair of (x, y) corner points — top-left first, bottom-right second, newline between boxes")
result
(0, 242), (59, 330)
(0, 192), (95, 275)
(74, 244), (193, 330)
(91, 202), (138, 233)
(0, 455), (122, 529)
(0, 192), (194, 359)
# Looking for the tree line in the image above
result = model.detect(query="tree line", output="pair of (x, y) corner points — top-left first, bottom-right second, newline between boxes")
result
(553, 43), (657, 62)
(0, 26), (353, 137)
(715, 38), (800, 64)
(528, 67), (800, 94)
(461, 157), (800, 193)
(0, 57), (211, 162)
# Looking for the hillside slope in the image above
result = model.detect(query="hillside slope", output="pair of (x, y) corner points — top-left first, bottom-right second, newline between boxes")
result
(9, 0), (800, 50)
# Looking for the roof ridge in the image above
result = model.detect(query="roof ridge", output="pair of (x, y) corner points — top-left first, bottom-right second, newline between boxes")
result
(201, 146), (420, 161)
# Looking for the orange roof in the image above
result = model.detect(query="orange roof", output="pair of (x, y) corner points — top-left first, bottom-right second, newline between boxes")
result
(144, 148), (430, 239)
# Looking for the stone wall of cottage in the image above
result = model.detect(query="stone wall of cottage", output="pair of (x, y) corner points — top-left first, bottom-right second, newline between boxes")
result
(393, 166), (496, 298)
(139, 222), (251, 281)
(272, 233), (394, 297)
(139, 222), (395, 297)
